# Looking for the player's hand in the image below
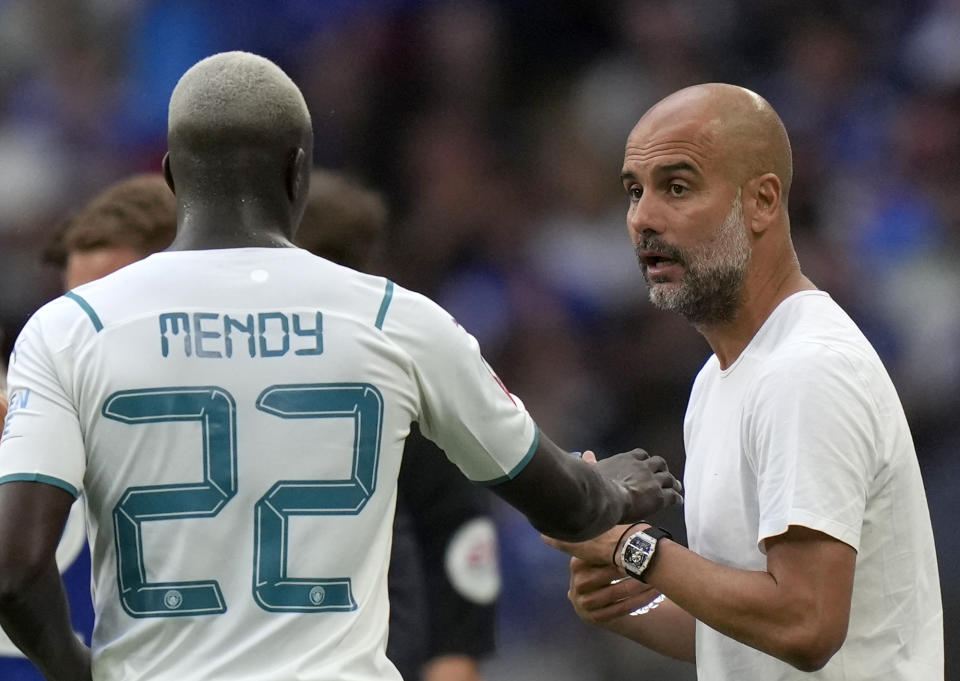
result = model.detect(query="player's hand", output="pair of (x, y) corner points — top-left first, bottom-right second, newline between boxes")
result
(596, 448), (683, 520)
(567, 556), (661, 625)
(0, 392), (7, 424)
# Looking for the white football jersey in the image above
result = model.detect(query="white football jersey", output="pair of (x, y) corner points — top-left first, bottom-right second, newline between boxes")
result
(0, 247), (537, 681)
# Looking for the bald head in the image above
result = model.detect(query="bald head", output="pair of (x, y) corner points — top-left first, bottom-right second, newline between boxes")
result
(634, 84), (792, 204)
(169, 51), (311, 153)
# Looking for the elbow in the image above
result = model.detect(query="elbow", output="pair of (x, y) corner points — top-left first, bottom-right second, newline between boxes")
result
(779, 625), (846, 672)
(785, 649), (835, 673)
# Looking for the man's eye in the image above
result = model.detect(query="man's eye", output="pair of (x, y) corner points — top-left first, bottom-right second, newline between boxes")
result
(668, 183), (687, 197)
(628, 186), (642, 201)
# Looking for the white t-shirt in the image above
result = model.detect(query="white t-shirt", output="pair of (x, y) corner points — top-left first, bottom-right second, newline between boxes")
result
(0, 248), (537, 681)
(683, 291), (942, 681)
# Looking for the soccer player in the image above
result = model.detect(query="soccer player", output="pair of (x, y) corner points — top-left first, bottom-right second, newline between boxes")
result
(7, 169), (495, 681)
(545, 84), (943, 680)
(14, 168), (501, 681)
(0, 51), (681, 681)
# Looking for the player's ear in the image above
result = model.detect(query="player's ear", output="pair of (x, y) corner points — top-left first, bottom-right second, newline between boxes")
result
(162, 153), (176, 194)
(286, 148), (308, 204)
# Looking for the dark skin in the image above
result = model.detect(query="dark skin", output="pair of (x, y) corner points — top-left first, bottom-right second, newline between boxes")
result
(0, 483), (90, 681)
(0, 104), (682, 676)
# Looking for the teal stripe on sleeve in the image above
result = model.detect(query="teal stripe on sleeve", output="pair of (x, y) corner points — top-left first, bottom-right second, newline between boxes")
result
(374, 280), (395, 330)
(64, 291), (104, 332)
(0, 473), (80, 498)
(477, 426), (540, 487)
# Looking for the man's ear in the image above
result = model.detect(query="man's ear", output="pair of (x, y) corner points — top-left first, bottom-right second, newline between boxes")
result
(162, 153), (175, 194)
(745, 172), (782, 235)
(286, 148), (307, 203)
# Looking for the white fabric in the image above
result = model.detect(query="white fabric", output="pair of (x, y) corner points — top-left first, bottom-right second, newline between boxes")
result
(0, 248), (536, 681)
(683, 290), (942, 681)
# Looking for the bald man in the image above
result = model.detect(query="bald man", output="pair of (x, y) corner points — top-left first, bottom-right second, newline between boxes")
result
(0, 52), (681, 681)
(546, 84), (943, 680)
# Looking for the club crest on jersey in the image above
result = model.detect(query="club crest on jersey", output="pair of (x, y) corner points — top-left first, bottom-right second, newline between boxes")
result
(163, 590), (183, 610)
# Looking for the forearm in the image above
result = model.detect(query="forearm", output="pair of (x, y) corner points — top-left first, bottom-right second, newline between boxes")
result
(0, 558), (91, 681)
(645, 540), (838, 671)
(602, 597), (696, 661)
(491, 436), (623, 542)
(552, 524), (849, 670)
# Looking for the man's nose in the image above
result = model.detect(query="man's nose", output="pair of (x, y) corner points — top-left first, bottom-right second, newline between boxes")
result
(626, 195), (664, 242)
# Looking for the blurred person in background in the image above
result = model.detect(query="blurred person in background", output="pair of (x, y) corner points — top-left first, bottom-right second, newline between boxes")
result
(2, 172), (501, 681)
(547, 83), (942, 680)
(45, 174), (178, 292)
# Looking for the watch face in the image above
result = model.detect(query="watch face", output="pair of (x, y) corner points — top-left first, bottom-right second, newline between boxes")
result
(626, 538), (654, 559)
(624, 535), (655, 570)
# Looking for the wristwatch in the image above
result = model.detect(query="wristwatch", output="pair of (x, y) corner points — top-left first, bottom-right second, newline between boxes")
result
(620, 526), (672, 582)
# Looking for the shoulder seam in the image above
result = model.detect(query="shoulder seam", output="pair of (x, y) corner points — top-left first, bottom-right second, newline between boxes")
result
(374, 279), (394, 330)
(64, 291), (104, 333)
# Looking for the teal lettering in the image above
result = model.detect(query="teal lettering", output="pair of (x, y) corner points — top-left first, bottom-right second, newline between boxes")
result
(224, 314), (256, 358)
(293, 312), (323, 356)
(160, 313), (192, 357)
(258, 313), (289, 358)
(159, 312), (322, 359)
(1, 389), (30, 438)
(194, 313), (222, 358)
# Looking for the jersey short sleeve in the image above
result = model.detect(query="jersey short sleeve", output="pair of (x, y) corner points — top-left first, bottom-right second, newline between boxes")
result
(0, 304), (86, 497)
(742, 343), (878, 553)
(381, 289), (537, 484)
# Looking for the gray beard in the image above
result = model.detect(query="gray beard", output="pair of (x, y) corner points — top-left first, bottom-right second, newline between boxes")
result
(640, 193), (750, 326)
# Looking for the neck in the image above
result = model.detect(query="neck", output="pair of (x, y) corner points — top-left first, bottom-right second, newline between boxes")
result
(167, 201), (297, 251)
(696, 255), (815, 369)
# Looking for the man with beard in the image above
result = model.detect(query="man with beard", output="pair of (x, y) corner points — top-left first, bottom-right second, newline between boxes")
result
(545, 83), (943, 680)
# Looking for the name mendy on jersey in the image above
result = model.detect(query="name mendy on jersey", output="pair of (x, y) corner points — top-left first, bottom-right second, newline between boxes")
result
(159, 311), (323, 359)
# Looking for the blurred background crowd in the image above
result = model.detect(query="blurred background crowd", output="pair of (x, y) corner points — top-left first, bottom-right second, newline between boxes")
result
(0, 0), (957, 678)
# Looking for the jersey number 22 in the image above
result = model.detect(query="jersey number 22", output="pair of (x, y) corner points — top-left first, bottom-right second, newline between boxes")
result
(103, 383), (382, 618)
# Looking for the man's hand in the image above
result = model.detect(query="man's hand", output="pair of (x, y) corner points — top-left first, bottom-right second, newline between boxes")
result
(490, 436), (680, 543)
(567, 557), (661, 625)
(595, 449), (683, 522)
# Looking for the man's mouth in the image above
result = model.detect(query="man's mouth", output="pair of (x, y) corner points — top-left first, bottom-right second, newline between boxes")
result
(639, 249), (683, 278)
